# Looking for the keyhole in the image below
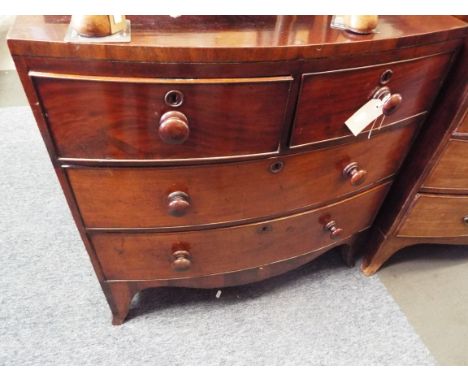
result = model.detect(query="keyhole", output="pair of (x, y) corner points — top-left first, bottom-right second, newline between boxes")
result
(164, 90), (184, 107)
(269, 160), (284, 174)
(257, 224), (272, 233)
(379, 69), (393, 85)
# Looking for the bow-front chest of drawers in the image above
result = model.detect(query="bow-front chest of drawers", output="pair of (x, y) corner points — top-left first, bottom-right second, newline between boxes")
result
(8, 16), (467, 324)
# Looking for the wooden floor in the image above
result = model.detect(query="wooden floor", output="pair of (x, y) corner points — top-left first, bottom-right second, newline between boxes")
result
(1, 15), (467, 365)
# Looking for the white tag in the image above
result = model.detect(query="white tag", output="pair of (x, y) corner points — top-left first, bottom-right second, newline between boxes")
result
(113, 15), (123, 24)
(345, 99), (383, 136)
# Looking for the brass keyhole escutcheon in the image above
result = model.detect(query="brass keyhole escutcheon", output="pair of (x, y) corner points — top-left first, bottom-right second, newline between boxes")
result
(269, 160), (284, 174)
(379, 69), (393, 85)
(164, 90), (184, 107)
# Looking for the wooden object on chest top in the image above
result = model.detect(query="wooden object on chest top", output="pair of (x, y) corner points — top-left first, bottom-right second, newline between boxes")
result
(8, 16), (467, 324)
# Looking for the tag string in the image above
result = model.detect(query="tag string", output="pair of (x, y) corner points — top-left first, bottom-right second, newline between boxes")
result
(367, 93), (389, 139)
(368, 114), (386, 139)
(367, 117), (378, 139)
(378, 115), (386, 131)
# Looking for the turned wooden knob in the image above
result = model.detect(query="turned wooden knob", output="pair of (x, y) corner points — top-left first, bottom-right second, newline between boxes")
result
(382, 93), (402, 116)
(167, 191), (191, 217)
(172, 250), (191, 271)
(324, 220), (343, 240)
(371, 86), (402, 116)
(159, 111), (189, 144)
(343, 162), (368, 186)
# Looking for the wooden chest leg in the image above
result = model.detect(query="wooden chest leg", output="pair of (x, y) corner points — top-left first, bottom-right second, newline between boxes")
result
(101, 282), (139, 325)
(361, 230), (414, 276)
(340, 232), (371, 267)
(340, 243), (356, 267)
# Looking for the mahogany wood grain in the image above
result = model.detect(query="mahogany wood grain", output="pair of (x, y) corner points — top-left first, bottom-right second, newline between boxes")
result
(32, 74), (292, 160)
(422, 140), (468, 193)
(8, 16), (467, 63)
(68, 122), (417, 229)
(291, 52), (453, 146)
(16, 39), (461, 81)
(91, 183), (389, 281)
(396, 194), (468, 238)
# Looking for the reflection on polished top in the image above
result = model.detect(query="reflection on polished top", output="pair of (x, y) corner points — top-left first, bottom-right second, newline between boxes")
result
(7, 15), (467, 62)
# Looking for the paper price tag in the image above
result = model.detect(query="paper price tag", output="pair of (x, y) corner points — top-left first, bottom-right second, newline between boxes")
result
(345, 99), (383, 136)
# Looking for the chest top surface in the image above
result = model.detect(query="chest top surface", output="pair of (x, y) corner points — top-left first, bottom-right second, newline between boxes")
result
(7, 15), (467, 62)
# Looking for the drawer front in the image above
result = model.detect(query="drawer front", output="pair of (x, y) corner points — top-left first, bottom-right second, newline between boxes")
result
(91, 183), (390, 281)
(397, 194), (468, 238)
(291, 52), (453, 146)
(32, 73), (292, 160)
(69, 123), (417, 229)
(422, 140), (468, 192)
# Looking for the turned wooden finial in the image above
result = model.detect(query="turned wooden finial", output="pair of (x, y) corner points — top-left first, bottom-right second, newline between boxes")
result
(70, 15), (127, 37)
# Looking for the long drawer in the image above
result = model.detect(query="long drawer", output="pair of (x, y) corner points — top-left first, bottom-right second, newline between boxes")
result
(397, 193), (468, 238)
(291, 51), (453, 146)
(68, 123), (417, 229)
(422, 139), (468, 192)
(32, 73), (292, 161)
(91, 183), (390, 281)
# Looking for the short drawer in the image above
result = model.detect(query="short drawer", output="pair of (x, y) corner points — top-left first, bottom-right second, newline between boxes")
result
(397, 194), (468, 238)
(91, 183), (390, 281)
(422, 139), (468, 192)
(291, 51), (453, 146)
(32, 73), (292, 161)
(68, 122), (417, 229)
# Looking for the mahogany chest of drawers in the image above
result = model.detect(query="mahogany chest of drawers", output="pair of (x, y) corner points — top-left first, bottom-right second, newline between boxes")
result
(8, 16), (467, 324)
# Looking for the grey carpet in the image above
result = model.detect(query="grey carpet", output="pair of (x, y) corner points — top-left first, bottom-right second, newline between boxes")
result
(0, 106), (435, 365)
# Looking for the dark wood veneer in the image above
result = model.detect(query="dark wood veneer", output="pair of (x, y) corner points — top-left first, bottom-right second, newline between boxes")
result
(8, 16), (467, 62)
(91, 183), (389, 281)
(292, 52), (453, 146)
(33, 74), (292, 160)
(68, 122), (418, 229)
